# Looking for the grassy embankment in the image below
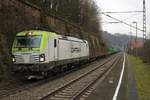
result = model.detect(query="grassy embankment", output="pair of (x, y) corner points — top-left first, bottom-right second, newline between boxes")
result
(128, 55), (150, 100)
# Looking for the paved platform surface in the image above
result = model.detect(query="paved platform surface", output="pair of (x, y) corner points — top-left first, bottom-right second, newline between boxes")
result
(85, 54), (138, 100)
(86, 54), (126, 100)
(126, 57), (138, 100)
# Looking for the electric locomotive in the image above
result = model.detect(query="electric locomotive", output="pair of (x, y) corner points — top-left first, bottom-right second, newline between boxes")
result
(11, 30), (89, 79)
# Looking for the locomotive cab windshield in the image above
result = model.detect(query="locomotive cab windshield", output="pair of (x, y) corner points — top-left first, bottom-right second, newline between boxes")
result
(12, 31), (48, 65)
(12, 31), (48, 52)
(15, 35), (41, 49)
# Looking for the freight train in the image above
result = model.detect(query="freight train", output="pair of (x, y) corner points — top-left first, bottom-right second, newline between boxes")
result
(11, 30), (91, 79)
(11, 30), (111, 79)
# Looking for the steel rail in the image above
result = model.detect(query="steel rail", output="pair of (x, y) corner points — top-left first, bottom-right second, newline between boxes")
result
(0, 54), (117, 99)
(72, 55), (121, 100)
(40, 54), (121, 100)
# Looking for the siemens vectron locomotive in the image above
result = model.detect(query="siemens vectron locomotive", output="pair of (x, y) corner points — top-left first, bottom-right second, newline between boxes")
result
(12, 30), (89, 79)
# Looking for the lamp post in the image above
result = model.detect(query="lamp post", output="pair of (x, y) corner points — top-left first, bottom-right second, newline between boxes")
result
(130, 24), (132, 41)
(133, 21), (138, 57)
(129, 24), (132, 54)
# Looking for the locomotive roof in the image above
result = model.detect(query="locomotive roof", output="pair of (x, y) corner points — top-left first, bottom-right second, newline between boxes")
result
(16, 30), (87, 43)
(16, 30), (57, 37)
(66, 36), (85, 42)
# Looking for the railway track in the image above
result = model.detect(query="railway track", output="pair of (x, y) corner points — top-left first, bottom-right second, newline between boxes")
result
(40, 54), (121, 100)
(0, 53), (120, 99)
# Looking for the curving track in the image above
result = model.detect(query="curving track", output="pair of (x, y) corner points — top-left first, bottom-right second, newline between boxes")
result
(40, 54), (121, 100)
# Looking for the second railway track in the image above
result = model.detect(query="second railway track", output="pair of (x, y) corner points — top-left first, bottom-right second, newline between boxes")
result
(40, 54), (121, 100)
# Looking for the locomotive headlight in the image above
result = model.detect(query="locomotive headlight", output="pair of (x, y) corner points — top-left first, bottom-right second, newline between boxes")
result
(40, 57), (44, 62)
(12, 58), (16, 62)
(39, 54), (45, 62)
(12, 55), (16, 62)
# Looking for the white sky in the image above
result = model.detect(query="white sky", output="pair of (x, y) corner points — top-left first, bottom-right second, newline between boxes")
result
(95, 0), (150, 37)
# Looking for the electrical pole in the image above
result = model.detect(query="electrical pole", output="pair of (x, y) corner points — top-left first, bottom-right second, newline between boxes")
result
(133, 21), (137, 57)
(128, 24), (132, 54)
(130, 24), (132, 54)
(130, 24), (132, 41)
(143, 0), (146, 42)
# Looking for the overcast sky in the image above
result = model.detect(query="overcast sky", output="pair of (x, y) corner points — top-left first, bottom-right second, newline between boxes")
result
(95, 0), (150, 37)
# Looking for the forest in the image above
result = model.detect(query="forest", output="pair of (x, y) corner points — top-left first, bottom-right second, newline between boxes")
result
(0, 0), (102, 80)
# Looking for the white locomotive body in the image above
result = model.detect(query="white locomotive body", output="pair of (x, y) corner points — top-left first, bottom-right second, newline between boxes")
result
(12, 30), (89, 78)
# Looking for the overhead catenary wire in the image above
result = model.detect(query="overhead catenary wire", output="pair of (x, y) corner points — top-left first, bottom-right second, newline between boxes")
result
(101, 11), (143, 14)
(100, 21), (121, 24)
(121, 13), (140, 21)
(101, 12), (144, 32)
(101, 13), (140, 25)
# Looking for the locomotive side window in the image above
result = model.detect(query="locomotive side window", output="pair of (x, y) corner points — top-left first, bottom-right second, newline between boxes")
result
(54, 39), (57, 47)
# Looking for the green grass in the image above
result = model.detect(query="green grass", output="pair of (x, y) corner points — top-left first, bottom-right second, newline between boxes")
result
(128, 55), (150, 100)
